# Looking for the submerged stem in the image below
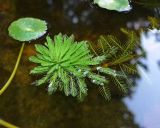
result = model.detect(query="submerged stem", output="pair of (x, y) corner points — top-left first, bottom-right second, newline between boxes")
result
(0, 43), (25, 95)
(0, 119), (19, 128)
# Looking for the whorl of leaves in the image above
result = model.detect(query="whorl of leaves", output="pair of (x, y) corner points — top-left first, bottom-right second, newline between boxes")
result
(30, 34), (107, 100)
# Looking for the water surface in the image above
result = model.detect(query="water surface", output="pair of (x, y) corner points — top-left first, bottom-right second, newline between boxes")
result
(0, 0), (160, 128)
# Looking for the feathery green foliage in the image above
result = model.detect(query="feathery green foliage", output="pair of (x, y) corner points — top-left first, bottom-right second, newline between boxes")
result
(94, 28), (140, 99)
(30, 31), (140, 100)
(148, 17), (160, 29)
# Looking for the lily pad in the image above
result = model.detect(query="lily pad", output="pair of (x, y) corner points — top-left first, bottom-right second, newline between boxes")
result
(94, 0), (131, 12)
(8, 18), (47, 42)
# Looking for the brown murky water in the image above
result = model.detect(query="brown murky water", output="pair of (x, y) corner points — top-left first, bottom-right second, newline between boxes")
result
(0, 0), (160, 128)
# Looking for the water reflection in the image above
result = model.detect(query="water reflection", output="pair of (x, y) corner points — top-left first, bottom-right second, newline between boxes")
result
(124, 31), (160, 128)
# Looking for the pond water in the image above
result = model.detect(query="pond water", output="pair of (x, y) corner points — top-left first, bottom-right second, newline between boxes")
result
(0, 0), (160, 128)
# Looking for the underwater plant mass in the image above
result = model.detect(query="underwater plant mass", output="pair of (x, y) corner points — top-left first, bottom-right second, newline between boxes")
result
(29, 29), (140, 100)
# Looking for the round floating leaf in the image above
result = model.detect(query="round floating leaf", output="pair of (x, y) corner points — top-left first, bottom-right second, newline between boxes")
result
(8, 17), (47, 42)
(94, 0), (131, 12)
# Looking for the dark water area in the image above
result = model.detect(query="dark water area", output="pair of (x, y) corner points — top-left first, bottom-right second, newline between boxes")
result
(0, 0), (160, 128)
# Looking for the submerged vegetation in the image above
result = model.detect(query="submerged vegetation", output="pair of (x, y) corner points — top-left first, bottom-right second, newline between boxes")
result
(29, 30), (140, 100)
(148, 16), (160, 29)
(0, 17), (141, 101)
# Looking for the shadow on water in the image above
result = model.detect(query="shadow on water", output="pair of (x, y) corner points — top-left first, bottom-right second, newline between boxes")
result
(0, 0), (160, 127)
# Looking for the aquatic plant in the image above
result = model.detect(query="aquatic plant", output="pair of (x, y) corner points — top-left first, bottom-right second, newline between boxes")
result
(95, 28), (140, 99)
(148, 16), (160, 29)
(30, 34), (107, 99)
(29, 29), (140, 100)
(0, 18), (47, 95)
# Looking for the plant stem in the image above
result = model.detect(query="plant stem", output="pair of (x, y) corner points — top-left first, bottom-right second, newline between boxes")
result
(0, 119), (19, 128)
(0, 43), (25, 95)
